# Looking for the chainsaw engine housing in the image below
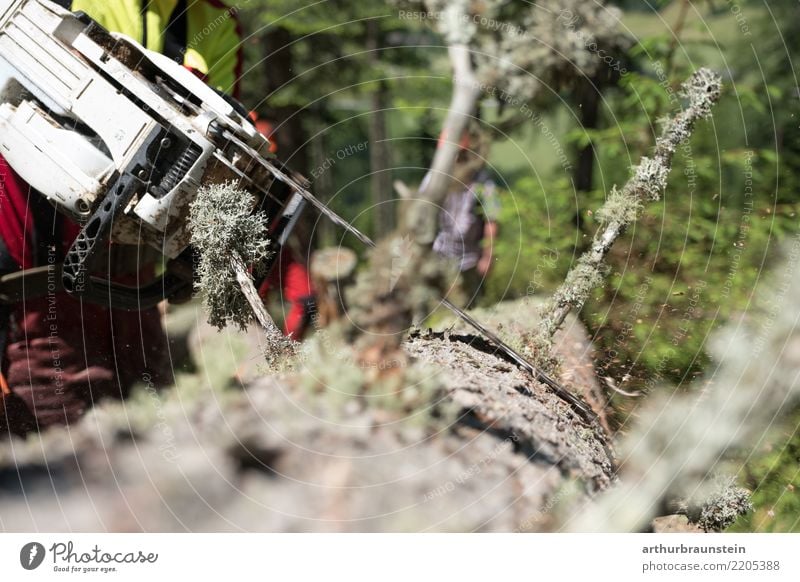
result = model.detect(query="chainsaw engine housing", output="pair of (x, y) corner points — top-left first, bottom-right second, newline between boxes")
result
(0, 0), (306, 307)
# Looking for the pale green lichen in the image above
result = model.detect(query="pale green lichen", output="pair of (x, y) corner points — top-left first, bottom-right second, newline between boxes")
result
(188, 181), (272, 330)
(595, 185), (643, 226)
(694, 480), (753, 532)
(682, 67), (722, 119)
(631, 156), (670, 202)
(551, 258), (608, 312)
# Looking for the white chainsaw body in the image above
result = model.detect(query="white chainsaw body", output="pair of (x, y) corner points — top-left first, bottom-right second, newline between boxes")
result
(0, 0), (286, 259)
(0, 0), (307, 308)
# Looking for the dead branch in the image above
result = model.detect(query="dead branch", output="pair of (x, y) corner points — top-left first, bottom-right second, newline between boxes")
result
(405, 42), (481, 243)
(537, 68), (722, 347)
(348, 1), (482, 365)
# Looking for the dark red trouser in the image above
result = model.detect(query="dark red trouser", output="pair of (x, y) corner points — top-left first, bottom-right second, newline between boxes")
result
(0, 157), (171, 435)
(4, 294), (170, 433)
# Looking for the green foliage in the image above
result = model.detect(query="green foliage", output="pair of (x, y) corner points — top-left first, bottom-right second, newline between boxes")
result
(731, 421), (800, 532)
(483, 176), (577, 303)
(239, 0), (445, 238)
(569, 48), (794, 386)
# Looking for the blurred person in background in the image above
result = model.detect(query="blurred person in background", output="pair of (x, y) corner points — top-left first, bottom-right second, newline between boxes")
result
(427, 130), (500, 307)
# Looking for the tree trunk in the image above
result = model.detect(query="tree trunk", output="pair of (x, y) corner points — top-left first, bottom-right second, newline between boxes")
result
(259, 27), (309, 174)
(573, 78), (600, 193)
(0, 298), (613, 532)
(366, 20), (394, 235)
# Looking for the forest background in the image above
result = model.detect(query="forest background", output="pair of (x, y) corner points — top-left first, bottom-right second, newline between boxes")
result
(231, 0), (800, 532)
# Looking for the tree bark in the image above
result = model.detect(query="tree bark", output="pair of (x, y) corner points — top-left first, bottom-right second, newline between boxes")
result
(366, 20), (394, 235)
(259, 27), (309, 174)
(573, 78), (600, 193)
(0, 297), (614, 531)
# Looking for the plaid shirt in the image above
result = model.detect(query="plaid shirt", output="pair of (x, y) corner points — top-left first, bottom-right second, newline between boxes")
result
(433, 172), (500, 271)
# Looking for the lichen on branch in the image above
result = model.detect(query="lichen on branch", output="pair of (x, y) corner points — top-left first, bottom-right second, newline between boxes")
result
(536, 68), (722, 348)
(188, 181), (294, 366)
(189, 181), (272, 330)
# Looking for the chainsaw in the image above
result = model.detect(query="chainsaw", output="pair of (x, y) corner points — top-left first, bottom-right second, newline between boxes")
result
(0, 0), (321, 309)
(0, 0), (598, 423)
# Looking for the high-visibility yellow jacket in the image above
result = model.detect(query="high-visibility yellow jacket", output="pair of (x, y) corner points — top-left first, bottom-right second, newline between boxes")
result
(69, 0), (243, 97)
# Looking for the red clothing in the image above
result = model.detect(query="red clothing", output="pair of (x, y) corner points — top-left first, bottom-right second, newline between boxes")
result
(0, 157), (37, 270)
(0, 157), (171, 434)
(258, 249), (314, 340)
(0, 157), (82, 268)
(5, 294), (170, 431)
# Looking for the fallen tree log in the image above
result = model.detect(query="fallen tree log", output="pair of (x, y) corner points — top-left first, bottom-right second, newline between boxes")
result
(0, 299), (612, 532)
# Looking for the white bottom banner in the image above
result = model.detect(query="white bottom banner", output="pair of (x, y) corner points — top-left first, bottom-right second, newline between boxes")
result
(0, 534), (798, 581)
